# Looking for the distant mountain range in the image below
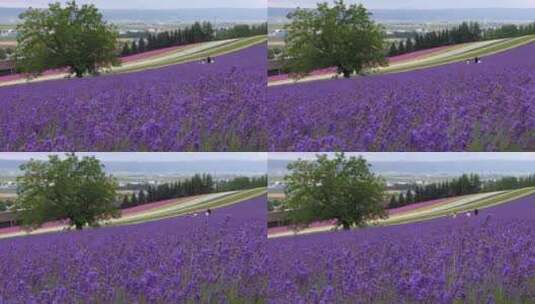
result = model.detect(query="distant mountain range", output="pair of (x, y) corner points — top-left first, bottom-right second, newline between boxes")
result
(269, 8), (535, 24)
(269, 160), (535, 177)
(0, 7), (266, 24)
(0, 160), (267, 176)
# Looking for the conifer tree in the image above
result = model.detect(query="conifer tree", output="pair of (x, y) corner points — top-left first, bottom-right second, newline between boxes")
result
(130, 41), (138, 54)
(389, 42), (398, 56)
(121, 43), (130, 56)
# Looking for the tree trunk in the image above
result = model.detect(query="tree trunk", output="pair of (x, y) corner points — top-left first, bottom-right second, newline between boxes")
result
(342, 221), (351, 230)
(72, 66), (84, 78)
(342, 69), (351, 78)
(73, 219), (84, 230)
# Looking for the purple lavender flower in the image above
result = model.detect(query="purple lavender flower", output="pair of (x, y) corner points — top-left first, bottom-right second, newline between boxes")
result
(0, 44), (267, 152)
(268, 193), (535, 302)
(0, 196), (267, 303)
(267, 43), (535, 151)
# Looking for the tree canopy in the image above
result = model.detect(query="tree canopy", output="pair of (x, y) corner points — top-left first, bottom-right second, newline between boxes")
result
(284, 153), (387, 230)
(15, 153), (119, 230)
(0, 48), (14, 60)
(15, 1), (119, 78)
(284, 0), (387, 78)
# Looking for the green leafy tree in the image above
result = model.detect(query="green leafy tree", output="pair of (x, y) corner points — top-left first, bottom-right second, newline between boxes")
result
(284, 153), (387, 230)
(15, 154), (119, 230)
(15, 1), (120, 78)
(284, 0), (387, 78)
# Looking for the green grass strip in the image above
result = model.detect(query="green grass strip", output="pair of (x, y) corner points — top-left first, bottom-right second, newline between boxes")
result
(381, 187), (535, 226)
(113, 188), (266, 226)
(379, 35), (535, 74)
(113, 36), (266, 74)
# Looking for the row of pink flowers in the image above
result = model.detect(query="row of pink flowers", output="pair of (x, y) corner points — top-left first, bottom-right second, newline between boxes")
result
(387, 45), (453, 64)
(0, 43), (193, 84)
(267, 196), (458, 235)
(387, 197), (456, 215)
(268, 44), (455, 82)
(119, 43), (193, 63)
(0, 195), (199, 236)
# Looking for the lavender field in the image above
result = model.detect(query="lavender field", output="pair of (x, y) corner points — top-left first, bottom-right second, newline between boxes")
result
(0, 44), (266, 152)
(268, 43), (535, 151)
(267, 194), (535, 303)
(0, 196), (267, 303)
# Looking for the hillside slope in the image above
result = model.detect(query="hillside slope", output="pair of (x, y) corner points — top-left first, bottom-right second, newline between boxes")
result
(0, 188), (266, 239)
(268, 188), (535, 238)
(0, 36), (266, 87)
(269, 35), (535, 86)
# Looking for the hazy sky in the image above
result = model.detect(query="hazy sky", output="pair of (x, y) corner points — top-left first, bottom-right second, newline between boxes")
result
(0, 153), (267, 162)
(3, 153), (532, 162)
(0, 0), (266, 9)
(3, 153), (535, 163)
(269, 0), (535, 9)
(269, 153), (535, 162)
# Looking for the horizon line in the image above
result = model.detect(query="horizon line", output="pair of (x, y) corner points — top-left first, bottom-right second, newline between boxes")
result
(268, 6), (535, 10)
(0, 6), (266, 10)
